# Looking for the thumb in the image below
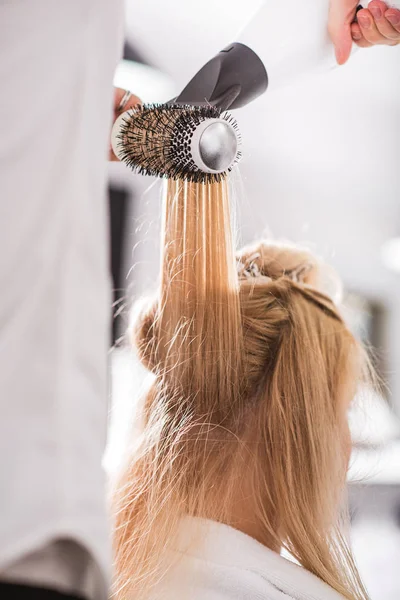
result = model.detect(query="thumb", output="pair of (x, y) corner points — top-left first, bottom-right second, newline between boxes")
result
(328, 0), (359, 65)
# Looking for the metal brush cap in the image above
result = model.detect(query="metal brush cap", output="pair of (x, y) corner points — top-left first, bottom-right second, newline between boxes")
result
(191, 119), (239, 174)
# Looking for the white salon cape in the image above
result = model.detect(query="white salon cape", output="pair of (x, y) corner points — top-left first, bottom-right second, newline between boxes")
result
(0, 1), (123, 598)
(150, 517), (347, 600)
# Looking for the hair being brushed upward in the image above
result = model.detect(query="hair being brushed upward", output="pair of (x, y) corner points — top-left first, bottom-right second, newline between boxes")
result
(112, 178), (371, 600)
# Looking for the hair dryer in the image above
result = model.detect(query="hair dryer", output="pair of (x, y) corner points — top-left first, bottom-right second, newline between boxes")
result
(174, 0), (400, 110)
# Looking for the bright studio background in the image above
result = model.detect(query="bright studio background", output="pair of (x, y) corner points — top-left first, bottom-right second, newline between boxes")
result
(106, 2), (400, 598)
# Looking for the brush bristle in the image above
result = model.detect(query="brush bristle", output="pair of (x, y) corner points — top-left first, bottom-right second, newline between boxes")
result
(114, 103), (242, 184)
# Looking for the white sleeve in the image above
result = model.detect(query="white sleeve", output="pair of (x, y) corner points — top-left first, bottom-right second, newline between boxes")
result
(0, 1), (124, 598)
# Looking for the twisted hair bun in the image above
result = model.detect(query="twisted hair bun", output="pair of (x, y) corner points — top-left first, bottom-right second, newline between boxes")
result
(237, 241), (342, 303)
(133, 241), (343, 376)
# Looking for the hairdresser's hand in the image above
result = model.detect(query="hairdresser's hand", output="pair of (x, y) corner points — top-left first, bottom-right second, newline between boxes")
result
(329, 0), (400, 65)
(351, 2), (400, 49)
(109, 87), (141, 161)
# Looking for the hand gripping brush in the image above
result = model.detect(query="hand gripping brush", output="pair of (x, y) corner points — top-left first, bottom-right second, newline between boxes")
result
(111, 41), (268, 184)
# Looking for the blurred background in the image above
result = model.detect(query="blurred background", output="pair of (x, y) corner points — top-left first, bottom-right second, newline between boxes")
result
(105, 2), (400, 598)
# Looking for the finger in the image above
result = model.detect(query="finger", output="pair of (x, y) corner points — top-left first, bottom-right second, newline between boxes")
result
(385, 8), (400, 34)
(109, 149), (121, 162)
(328, 0), (360, 64)
(368, 1), (400, 40)
(351, 22), (373, 46)
(114, 87), (141, 115)
(356, 8), (387, 43)
(119, 94), (142, 114)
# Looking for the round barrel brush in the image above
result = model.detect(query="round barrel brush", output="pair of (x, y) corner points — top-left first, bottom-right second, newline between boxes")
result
(111, 103), (242, 184)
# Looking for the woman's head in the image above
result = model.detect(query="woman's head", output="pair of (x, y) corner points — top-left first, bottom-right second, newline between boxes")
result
(112, 180), (370, 600)
(235, 242), (359, 548)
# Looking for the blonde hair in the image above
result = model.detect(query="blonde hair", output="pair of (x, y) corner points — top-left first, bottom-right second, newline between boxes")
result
(112, 179), (370, 600)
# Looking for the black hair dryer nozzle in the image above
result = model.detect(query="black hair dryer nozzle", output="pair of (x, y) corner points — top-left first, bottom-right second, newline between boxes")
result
(173, 42), (268, 112)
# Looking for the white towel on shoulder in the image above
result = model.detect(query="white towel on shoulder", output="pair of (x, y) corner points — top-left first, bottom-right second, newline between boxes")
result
(149, 517), (346, 600)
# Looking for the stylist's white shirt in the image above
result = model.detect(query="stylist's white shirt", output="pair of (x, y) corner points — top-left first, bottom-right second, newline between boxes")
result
(150, 517), (347, 600)
(0, 1), (123, 598)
